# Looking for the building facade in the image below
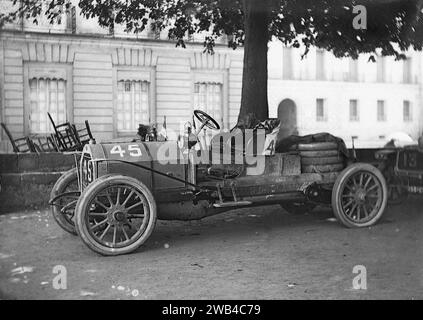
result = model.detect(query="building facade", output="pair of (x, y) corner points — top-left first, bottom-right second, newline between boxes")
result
(0, 2), (243, 152)
(1, 1), (422, 152)
(268, 41), (423, 147)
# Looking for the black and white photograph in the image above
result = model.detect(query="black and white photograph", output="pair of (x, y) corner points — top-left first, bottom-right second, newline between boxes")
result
(0, 0), (422, 304)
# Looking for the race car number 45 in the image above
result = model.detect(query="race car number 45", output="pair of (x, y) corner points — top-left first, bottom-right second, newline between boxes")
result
(110, 144), (142, 157)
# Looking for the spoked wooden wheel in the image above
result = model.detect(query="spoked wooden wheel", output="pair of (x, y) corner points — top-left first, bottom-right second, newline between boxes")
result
(75, 175), (157, 256)
(332, 163), (388, 228)
(50, 168), (79, 235)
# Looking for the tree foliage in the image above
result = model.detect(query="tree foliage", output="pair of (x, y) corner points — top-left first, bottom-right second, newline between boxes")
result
(3, 0), (423, 59)
(2, 0), (423, 123)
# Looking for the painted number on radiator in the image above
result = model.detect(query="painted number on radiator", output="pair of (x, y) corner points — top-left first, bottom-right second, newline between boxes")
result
(128, 145), (142, 156)
(110, 145), (142, 157)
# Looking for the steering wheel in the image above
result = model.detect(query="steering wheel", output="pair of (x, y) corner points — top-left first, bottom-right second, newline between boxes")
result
(194, 109), (220, 131)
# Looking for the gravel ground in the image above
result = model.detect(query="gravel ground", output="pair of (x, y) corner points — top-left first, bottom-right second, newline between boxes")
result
(0, 197), (422, 300)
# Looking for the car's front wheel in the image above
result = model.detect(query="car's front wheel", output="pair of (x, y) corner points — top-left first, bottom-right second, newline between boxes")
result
(50, 168), (79, 235)
(75, 175), (157, 256)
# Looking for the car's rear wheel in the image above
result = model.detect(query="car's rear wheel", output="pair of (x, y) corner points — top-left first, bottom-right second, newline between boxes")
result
(75, 175), (157, 256)
(50, 168), (79, 235)
(332, 163), (388, 228)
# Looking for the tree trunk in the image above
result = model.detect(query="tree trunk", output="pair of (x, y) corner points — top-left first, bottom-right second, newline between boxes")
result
(237, 0), (271, 126)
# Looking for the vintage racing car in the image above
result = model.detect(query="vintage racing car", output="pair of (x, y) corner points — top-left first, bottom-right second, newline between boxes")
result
(375, 140), (423, 204)
(50, 110), (388, 256)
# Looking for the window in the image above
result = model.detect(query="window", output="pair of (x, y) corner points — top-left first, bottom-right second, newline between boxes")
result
(349, 99), (359, 121)
(403, 100), (412, 121)
(116, 80), (150, 133)
(283, 47), (293, 80)
(29, 78), (66, 133)
(316, 50), (325, 80)
(403, 58), (412, 83)
(194, 82), (223, 124)
(377, 100), (386, 121)
(349, 59), (358, 81)
(340, 58), (350, 81)
(377, 57), (385, 82)
(316, 98), (326, 121)
(68, 6), (76, 33)
(24, 2), (69, 32)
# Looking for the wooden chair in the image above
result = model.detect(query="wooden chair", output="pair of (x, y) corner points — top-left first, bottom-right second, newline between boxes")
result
(0, 122), (36, 153)
(31, 134), (59, 153)
(73, 120), (94, 147)
(47, 112), (80, 152)
(50, 133), (64, 151)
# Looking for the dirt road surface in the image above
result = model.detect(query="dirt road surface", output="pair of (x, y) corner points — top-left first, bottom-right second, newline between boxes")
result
(1, 197), (422, 299)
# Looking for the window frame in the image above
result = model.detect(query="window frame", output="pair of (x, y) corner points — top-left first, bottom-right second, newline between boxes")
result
(283, 47), (294, 80)
(193, 81), (224, 125)
(349, 58), (359, 82)
(23, 62), (73, 135)
(116, 80), (151, 133)
(23, 2), (71, 33)
(377, 100), (386, 122)
(376, 56), (386, 82)
(403, 57), (412, 84)
(403, 100), (412, 122)
(315, 49), (325, 80)
(316, 98), (327, 122)
(113, 66), (156, 137)
(191, 70), (228, 129)
(349, 99), (359, 122)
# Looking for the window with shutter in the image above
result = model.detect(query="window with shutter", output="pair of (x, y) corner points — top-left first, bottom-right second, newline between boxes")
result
(116, 80), (150, 133)
(29, 78), (66, 133)
(193, 82), (223, 124)
(403, 100), (412, 121)
(349, 99), (359, 121)
(377, 100), (386, 122)
(316, 98), (326, 121)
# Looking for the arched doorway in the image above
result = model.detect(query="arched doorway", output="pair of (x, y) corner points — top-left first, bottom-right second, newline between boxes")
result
(278, 99), (298, 138)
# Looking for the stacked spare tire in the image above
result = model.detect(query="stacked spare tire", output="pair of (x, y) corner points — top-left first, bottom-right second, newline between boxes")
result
(294, 141), (346, 174)
(275, 132), (350, 174)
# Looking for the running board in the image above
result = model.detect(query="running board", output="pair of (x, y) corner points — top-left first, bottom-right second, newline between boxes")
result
(213, 201), (252, 208)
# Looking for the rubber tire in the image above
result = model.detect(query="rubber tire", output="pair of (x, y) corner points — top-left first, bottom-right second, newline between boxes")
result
(301, 156), (344, 166)
(50, 168), (78, 235)
(75, 175), (157, 256)
(280, 202), (316, 214)
(302, 163), (345, 173)
(51, 172), (116, 236)
(297, 142), (339, 151)
(332, 163), (388, 228)
(300, 150), (340, 158)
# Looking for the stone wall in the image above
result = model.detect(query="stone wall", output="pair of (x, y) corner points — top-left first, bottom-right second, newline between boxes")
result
(0, 153), (75, 213)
